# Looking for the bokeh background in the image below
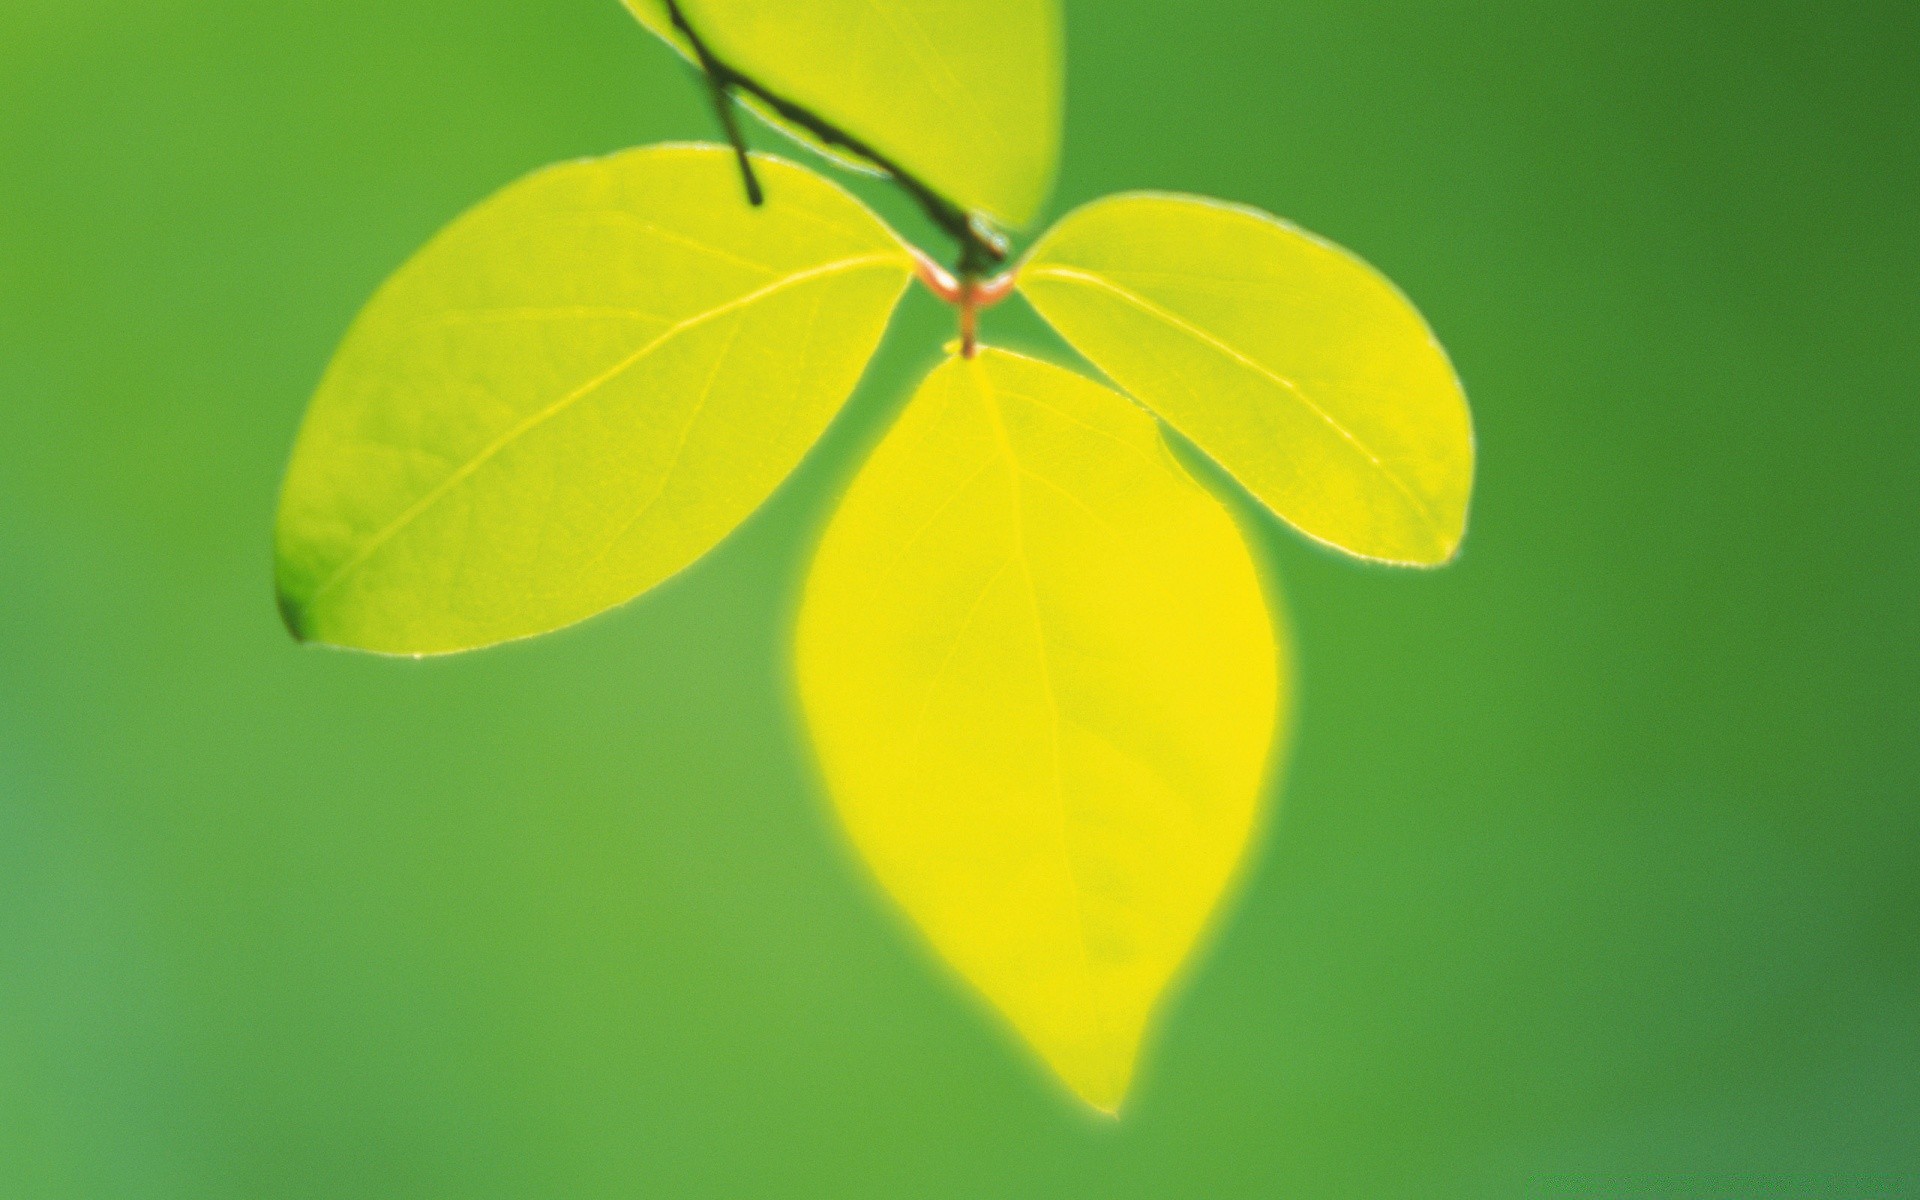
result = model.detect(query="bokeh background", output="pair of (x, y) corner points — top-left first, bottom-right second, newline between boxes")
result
(4, 1), (1917, 1195)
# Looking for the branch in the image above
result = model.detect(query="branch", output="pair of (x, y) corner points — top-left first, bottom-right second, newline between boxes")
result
(662, 0), (1007, 278)
(668, 1), (761, 205)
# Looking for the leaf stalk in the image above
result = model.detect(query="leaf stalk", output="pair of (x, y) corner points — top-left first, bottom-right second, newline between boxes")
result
(908, 246), (1015, 358)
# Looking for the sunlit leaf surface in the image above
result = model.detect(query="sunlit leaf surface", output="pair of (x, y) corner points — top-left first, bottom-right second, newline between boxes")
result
(797, 348), (1283, 1111)
(625, 0), (1062, 227)
(276, 145), (911, 654)
(1021, 193), (1474, 565)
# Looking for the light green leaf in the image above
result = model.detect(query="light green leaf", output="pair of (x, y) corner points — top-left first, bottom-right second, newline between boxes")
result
(275, 144), (912, 655)
(797, 347), (1283, 1112)
(625, 0), (1062, 227)
(1020, 193), (1475, 565)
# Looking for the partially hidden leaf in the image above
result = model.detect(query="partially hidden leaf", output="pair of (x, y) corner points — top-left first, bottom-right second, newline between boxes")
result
(797, 347), (1283, 1112)
(625, 0), (1062, 227)
(1020, 193), (1475, 565)
(276, 144), (912, 654)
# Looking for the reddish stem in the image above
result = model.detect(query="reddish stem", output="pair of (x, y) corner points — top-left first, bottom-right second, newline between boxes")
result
(909, 245), (1016, 359)
(909, 244), (962, 304)
(960, 291), (979, 358)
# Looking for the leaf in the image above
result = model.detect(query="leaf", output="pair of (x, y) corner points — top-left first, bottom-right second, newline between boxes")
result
(796, 347), (1283, 1112)
(625, 0), (1062, 227)
(1019, 193), (1475, 565)
(275, 144), (912, 655)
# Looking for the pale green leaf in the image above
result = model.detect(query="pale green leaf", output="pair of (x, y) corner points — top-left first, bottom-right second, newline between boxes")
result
(275, 144), (912, 655)
(796, 347), (1283, 1112)
(1020, 193), (1475, 565)
(625, 0), (1062, 227)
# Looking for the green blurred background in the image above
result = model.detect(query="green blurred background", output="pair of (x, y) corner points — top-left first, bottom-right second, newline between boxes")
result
(4, 1), (1916, 1195)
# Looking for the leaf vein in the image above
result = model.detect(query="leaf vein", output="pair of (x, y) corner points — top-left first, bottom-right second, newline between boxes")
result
(973, 359), (1096, 994)
(577, 308), (750, 573)
(1018, 468), (1128, 547)
(993, 386), (1161, 471)
(581, 210), (783, 278)
(900, 557), (1015, 762)
(874, 458), (996, 582)
(1024, 265), (1442, 533)
(857, 0), (989, 141)
(302, 252), (903, 607)
(409, 306), (675, 334)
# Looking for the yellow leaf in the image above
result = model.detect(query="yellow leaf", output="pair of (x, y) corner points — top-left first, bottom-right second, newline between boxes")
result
(275, 145), (912, 655)
(796, 347), (1284, 1112)
(625, 0), (1062, 227)
(1020, 193), (1474, 565)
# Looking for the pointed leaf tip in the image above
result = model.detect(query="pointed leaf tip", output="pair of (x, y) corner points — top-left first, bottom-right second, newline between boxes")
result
(798, 347), (1286, 1111)
(275, 587), (307, 643)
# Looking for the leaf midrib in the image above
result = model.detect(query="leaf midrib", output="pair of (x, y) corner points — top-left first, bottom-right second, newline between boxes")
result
(299, 251), (903, 611)
(1022, 264), (1444, 541)
(970, 359), (1099, 1009)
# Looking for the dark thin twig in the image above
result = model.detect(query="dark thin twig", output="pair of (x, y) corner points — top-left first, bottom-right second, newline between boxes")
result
(661, 0), (1006, 278)
(667, 1), (761, 205)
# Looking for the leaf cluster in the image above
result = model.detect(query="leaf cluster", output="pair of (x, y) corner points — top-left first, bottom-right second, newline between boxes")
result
(274, 0), (1474, 1113)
